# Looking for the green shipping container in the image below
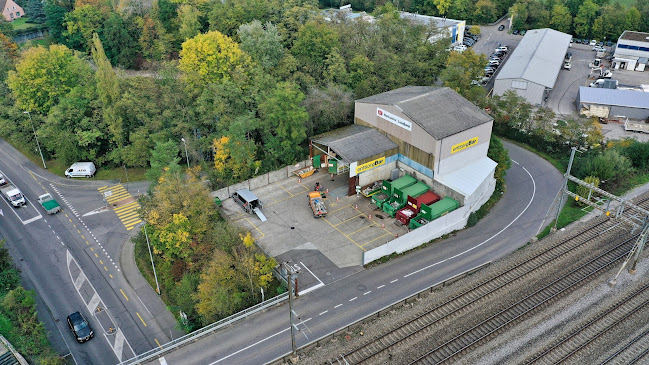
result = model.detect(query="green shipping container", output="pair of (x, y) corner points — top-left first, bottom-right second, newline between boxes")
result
(428, 197), (460, 220)
(371, 192), (390, 209)
(383, 182), (429, 217)
(381, 175), (417, 197)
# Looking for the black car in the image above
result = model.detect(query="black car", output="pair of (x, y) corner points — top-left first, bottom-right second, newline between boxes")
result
(512, 29), (520, 35)
(498, 24), (505, 31)
(67, 311), (94, 343)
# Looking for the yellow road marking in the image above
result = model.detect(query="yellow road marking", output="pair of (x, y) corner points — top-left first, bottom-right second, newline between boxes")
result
(155, 339), (161, 347)
(114, 201), (139, 213)
(73, 224), (76, 228)
(120, 289), (129, 301)
(127, 226), (135, 231)
(109, 274), (113, 279)
(137, 312), (147, 327)
(29, 171), (37, 181)
(323, 217), (366, 251)
(333, 213), (364, 227)
(347, 224), (374, 236)
(90, 247), (94, 251)
(104, 266), (108, 271)
(77, 229), (81, 233)
(331, 204), (353, 214)
(245, 218), (265, 238)
(86, 241), (90, 245)
(100, 260), (103, 264)
(279, 184), (293, 196)
(95, 253), (98, 257)
(122, 216), (142, 225)
(117, 211), (139, 219)
(69, 219), (72, 223)
(65, 214), (69, 218)
(361, 233), (392, 247)
(81, 235), (85, 239)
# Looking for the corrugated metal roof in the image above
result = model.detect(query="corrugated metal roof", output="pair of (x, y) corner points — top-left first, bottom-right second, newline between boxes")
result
(311, 124), (398, 163)
(399, 12), (463, 27)
(434, 157), (497, 197)
(495, 28), (571, 88)
(577, 86), (649, 109)
(356, 86), (492, 140)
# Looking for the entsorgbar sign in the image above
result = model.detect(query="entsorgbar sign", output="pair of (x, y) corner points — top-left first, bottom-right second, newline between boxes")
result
(355, 157), (386, 174)
(377, 108), (412, 131)
(451, 137), (479, 153)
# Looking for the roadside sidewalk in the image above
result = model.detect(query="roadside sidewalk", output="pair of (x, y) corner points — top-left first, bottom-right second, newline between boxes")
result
(120, 226), (185, 343)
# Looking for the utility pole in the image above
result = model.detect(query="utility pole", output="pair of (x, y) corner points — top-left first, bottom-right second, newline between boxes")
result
(284, 263), (299, 357)
(23, 111), (46, 169)
(143, 223), (161, 295)
(554, 147), (577, 231)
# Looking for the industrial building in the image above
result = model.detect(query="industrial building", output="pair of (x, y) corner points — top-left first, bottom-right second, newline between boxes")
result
(310, 86), (496, 211)
(576, 86), (649, 123)
(493, 28), (571, 105)
(399, 12), (466, 45)
(613, 30), (649, 72)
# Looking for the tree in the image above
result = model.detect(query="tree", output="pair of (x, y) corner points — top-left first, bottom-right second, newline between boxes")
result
(145, 140), (180, 184)
(259, 81), (308, 166)
(237, 20), (285, 70)
(25, 0), (46, 23)
(550, 4), (573, 34)
(44, 0), (70, 43)
(324, 47), (347, 85)
(101, 13), (139, 68)
(177, 4), (201, 41)
(179, 30), (252, 87)
(92, 33), (124, 147)
(433, 0), (451, 15)
(8, 44), (92, 113)
(440, 49), (487, 103)
(625, 7), (641, 32)
(63, 4), (104, 51)
(212, 134), (259, 181)
(473, 0), (497, 23)
(233, 233), (276, 300)
(137, 15), (172, 61)
(291, 20), (339, 79)
(487, 136), (510, 189)
(574, 0), (599, 38)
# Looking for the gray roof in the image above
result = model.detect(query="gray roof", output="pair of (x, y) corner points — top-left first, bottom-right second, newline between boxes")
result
(356, 86), (493, 140)
(495, 28), (571, 89)
(639, 57), (649, 64)
(399, 12), (463, 28)
(235, 189), (259, 202)
(311, 124), (398, 163)
(577, 86), (649, 109)
(619, 30), (649, 43)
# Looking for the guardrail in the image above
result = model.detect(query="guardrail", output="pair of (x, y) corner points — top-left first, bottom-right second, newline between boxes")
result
(269, 261), (492, 364)
(119, 292), (289, 365)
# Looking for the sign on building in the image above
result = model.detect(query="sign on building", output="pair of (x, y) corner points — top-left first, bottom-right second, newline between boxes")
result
(377, 108), (412, 131)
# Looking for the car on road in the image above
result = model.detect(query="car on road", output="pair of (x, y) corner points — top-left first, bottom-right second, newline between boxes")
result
(593, 45), (606, 52)
(0, 173), (5, 185)
(67, 311), (94, 343)
(498, 24), (505, 31)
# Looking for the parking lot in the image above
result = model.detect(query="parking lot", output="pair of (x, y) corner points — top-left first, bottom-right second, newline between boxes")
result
(220, 170), (411, 290)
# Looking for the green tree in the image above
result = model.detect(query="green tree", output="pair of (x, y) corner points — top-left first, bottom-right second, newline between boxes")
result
(25, 0), (46, 23)
(440, 49), (487, 103)
(324, 47), (347, 85)
(576, 149), (634, 184)
(92, 33), (125, 149)
(473, 0), (497, 23)
(576, 176), (600, 202)
(102, 13), (139, 68)
(302, 84), (354, 136)
(179, 30), (253, 87)
(145, 140), (180, 184)
(237, 20), (285, 70)
(574, 0), (599, 38)
(8, 44), (92, 113)
(550, 4), (573, 34)
(63, 4), (104, 51)
(487, 136), (510, 189)
(433, 0), (452, 15)
(625, 7), (641, 32)
(177, 4), (201, 41)
(291, 20), (339, 79)
(44, 0), (70, 43)
(259, 81), (308, 166)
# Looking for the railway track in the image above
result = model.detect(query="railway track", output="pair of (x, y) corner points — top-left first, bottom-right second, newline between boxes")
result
(525, 283), (649, 364)
(331, 216), (621, 364)
(600, 323), (649, 364)
(409, 235), (636, 364)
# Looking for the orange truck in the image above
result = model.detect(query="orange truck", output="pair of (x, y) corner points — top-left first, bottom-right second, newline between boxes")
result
(308, 191), (327, 218)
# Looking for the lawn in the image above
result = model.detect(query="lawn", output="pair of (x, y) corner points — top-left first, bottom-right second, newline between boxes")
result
(10, 17), (40, 31)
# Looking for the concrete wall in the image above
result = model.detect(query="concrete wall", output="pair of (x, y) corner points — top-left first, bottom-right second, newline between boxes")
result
(429, 178), (465, 205)
(363, 206), (469, 265)
(208, 160), (310, 199)
(358, 161), (397, 187)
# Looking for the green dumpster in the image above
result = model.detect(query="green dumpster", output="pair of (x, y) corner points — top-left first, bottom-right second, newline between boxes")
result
(409, 197), (460, 229)
(382, 182), (429, 217)
(372, 175), (416, 209)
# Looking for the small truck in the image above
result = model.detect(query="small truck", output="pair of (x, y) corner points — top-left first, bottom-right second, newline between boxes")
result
(38, 193), (61, 214)
(1, 183), (26, 207)
(308, 191), (327, 218)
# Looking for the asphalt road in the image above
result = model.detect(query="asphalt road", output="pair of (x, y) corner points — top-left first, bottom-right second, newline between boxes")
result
(0, 139), (169, 364)
(146, 140), (563, 364)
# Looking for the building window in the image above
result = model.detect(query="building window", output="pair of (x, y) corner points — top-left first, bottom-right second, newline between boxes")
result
(512, 80), (528, 90)
(618, 43), (649, 52)
(16, 12), (20, 16)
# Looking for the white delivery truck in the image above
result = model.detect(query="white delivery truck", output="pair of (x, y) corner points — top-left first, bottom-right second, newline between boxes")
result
(1, 183), (26, 207)
(65, 162), (96, 178)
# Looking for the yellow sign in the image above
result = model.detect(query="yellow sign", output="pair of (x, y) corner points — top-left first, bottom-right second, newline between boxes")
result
(355, 157), (386, 174)
(451, 137), (479, 154)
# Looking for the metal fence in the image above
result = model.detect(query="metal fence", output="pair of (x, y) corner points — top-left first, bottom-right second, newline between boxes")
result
(118, 292), (289, 365)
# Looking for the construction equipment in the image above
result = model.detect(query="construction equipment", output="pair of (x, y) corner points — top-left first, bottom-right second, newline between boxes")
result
(308, 191), (327, 218)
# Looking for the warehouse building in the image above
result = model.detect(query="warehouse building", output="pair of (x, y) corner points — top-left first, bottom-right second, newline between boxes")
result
(493, 28), (571, 105)
(613, 30), (649, 72)
(399, 12), (465, 45)
(576, 86), (649, 120)
(310, 86), (496, 211)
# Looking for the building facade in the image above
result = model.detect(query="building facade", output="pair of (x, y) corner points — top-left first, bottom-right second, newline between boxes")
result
(613, 31), (649, 72)
(1, 0), (23, 22)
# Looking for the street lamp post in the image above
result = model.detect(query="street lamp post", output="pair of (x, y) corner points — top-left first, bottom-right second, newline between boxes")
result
(143, 223), (161, 295)
(23, 111), (46, 169)
(181, 137), (190, 170)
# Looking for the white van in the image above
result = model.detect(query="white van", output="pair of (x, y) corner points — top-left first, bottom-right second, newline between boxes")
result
(65, 162), (96, 178)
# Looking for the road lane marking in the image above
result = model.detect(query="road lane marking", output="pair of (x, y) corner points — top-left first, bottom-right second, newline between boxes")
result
(155, 339), (161, 348)
(319, 310), (328, 316)
(391, 279), (398, 283)
(159, 357), (167, 364)
(363, 291), (371, 295)
(334, 304), (342, 308)
(137, 312), (147, 327)
(349, 297), (357, 302)
(377, 285), (385, 289)
(403, 161), (536, 278)
(300, 283), (324, 295)
(208, 319), (312, 365)
(104, 266), (108, 271)
(299, 261), (324, 285)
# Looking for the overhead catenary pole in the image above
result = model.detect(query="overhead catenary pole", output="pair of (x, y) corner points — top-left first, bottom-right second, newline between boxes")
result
(23, 111), (47, 169)
(285, 263), (298, 356)
(553, 147), (577, 231)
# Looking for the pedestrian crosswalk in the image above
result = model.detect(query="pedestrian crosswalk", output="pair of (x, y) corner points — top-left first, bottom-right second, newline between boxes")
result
(98, 185), (142, 230)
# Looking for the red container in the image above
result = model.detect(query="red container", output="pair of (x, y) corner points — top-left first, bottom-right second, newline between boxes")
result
(395, 191), (441, 226)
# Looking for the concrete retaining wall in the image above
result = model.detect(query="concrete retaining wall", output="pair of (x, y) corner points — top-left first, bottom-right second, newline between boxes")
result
(362, 206), (470, 265)
(209, 159), (311, 199)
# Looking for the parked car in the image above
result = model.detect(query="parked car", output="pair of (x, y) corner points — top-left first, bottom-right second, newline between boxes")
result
(67, 312), (94, 343)
(589, 39), (597, 46)
(498, 24), (505, 31)
(597, 41), (604, 46)
(65, 162), (96, 178)
(512, 29), (520, 35)
(605, 40), (613, 47)
(565, 52), (572, 60)
(497, 46), (509, 52)
(593, 45), (606, 52)
(484, 67), (496, 74)
(453, 44), (467, 52)
(464, 39), (475, 46)
(488, 60), (500, 66)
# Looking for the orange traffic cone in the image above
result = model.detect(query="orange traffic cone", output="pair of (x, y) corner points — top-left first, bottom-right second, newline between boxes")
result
(298, 178), (301, 183)
(336, 196), (339, 201)
(368, 215), (372, 220)
(355, 204), (358, 209)
(381, 223), (385, 228)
